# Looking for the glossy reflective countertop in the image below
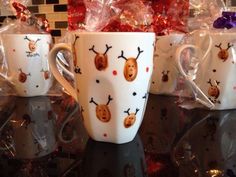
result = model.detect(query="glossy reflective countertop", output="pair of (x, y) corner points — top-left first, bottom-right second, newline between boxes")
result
(0, 93), (235, 177)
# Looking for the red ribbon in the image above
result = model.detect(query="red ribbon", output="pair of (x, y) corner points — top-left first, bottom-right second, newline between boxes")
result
(12, 2), (50, 33)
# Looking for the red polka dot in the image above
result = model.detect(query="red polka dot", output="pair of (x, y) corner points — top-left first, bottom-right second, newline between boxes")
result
(146, 67), (149, 72)
(103, 133), (107, 137)
(112, 70), (117, 75)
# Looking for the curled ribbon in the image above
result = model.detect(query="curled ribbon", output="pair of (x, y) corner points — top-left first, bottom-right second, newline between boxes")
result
(213, 11), (236, 29)
(12, 2), (50, 33)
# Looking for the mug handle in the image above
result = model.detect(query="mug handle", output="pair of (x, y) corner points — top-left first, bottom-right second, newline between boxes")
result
(49, 43), (77, 101)
(175, 44), (215, 109)
(56, 51), (74, 78)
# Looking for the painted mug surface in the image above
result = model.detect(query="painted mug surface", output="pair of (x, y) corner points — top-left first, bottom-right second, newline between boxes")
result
(176, 31), (236, 110)
(49, 32), (155, 144)
(0, 34), (53, 96)
(150, 33), (184, 96)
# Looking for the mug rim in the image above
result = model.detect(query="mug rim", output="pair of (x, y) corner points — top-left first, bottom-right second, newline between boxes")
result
(69, 31), (155, 36)
(1, 33), (51, 36)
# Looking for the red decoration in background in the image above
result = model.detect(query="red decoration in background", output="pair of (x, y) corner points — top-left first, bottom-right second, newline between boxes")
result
(67, 0), (189, 35)
(151, 0), (189, 35)
(67, 0), (86, 31)
(12, 2), (51, 33)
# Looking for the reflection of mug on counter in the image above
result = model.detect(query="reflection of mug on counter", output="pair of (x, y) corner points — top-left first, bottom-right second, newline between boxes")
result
(0, 34), (53, 96)
(0, 96), (57, 159)
(173, 110), (236, 176)
(176, 30), (236, 110)
(48, 32), (155, 144)
(80, 135), (146, 177)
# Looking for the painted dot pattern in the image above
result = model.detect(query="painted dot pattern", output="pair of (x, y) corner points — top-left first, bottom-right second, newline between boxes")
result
(112, 70), (117, 75)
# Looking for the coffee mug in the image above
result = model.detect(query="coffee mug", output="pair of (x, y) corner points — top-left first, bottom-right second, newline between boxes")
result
(0, 34), (53, 96)
(150, 33), (185, 96)
(175, 30), (236, 110)
(48, 32), (155, 144)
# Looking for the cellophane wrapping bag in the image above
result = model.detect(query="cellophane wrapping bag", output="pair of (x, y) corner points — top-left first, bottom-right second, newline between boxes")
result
(176, 0), (236, 110)
(148, 0), (190, 96)
(0, 1), (63, 96)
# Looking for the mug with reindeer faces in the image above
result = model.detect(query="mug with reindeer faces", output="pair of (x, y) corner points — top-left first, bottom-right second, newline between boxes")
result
(49, 32), (155, 144)
(176, 30), (236, 110)
(150, 33), (185, 96)
(0, 34), (53, 96)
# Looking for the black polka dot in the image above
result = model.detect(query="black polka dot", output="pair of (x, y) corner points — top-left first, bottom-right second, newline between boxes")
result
(133, 92), (137, 96)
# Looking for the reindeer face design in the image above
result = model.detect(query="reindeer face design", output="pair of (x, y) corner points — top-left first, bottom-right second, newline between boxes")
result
(162, 70), (169, 82)
(96, 105), (111, 122)
(124, 58), (138, 82)
(24, 36), (41, 52)
(18, 69), (31, 83)
(207, 79), (220, 99)
(123, 108), (139, 128)
(41, 69), (50, 80)
(118, 47), (143, 82)
(90, 95), (113, 122)
(89, 44), (112, 71)
(215, 43), (233, 62)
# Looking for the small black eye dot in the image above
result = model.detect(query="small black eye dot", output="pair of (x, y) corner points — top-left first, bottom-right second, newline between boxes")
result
(96, 79), (100, 83)
(152, 81), (155, 84)
(36, 85), (39, 88)
(132, 92), (137, 96)
(213, 69), (216, 72)
(170, 43), (173, 46)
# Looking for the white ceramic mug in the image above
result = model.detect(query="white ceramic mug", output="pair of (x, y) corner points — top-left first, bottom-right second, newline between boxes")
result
(48, 32), (155, 144)
(0, 34), (53, 96)
(150, 33), (185, 96)
(175, 30), (236, 110)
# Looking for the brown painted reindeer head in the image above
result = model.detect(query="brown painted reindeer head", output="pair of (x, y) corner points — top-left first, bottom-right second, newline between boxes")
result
(118, 47), (143, 82)
(123, 108), (139, 128)
(24, 36), (41, 52)
(215, 43), (233, 62)
(89, 95), (113, 122)
(207, 79), (220, 99)
(89, 44), (112, 71)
